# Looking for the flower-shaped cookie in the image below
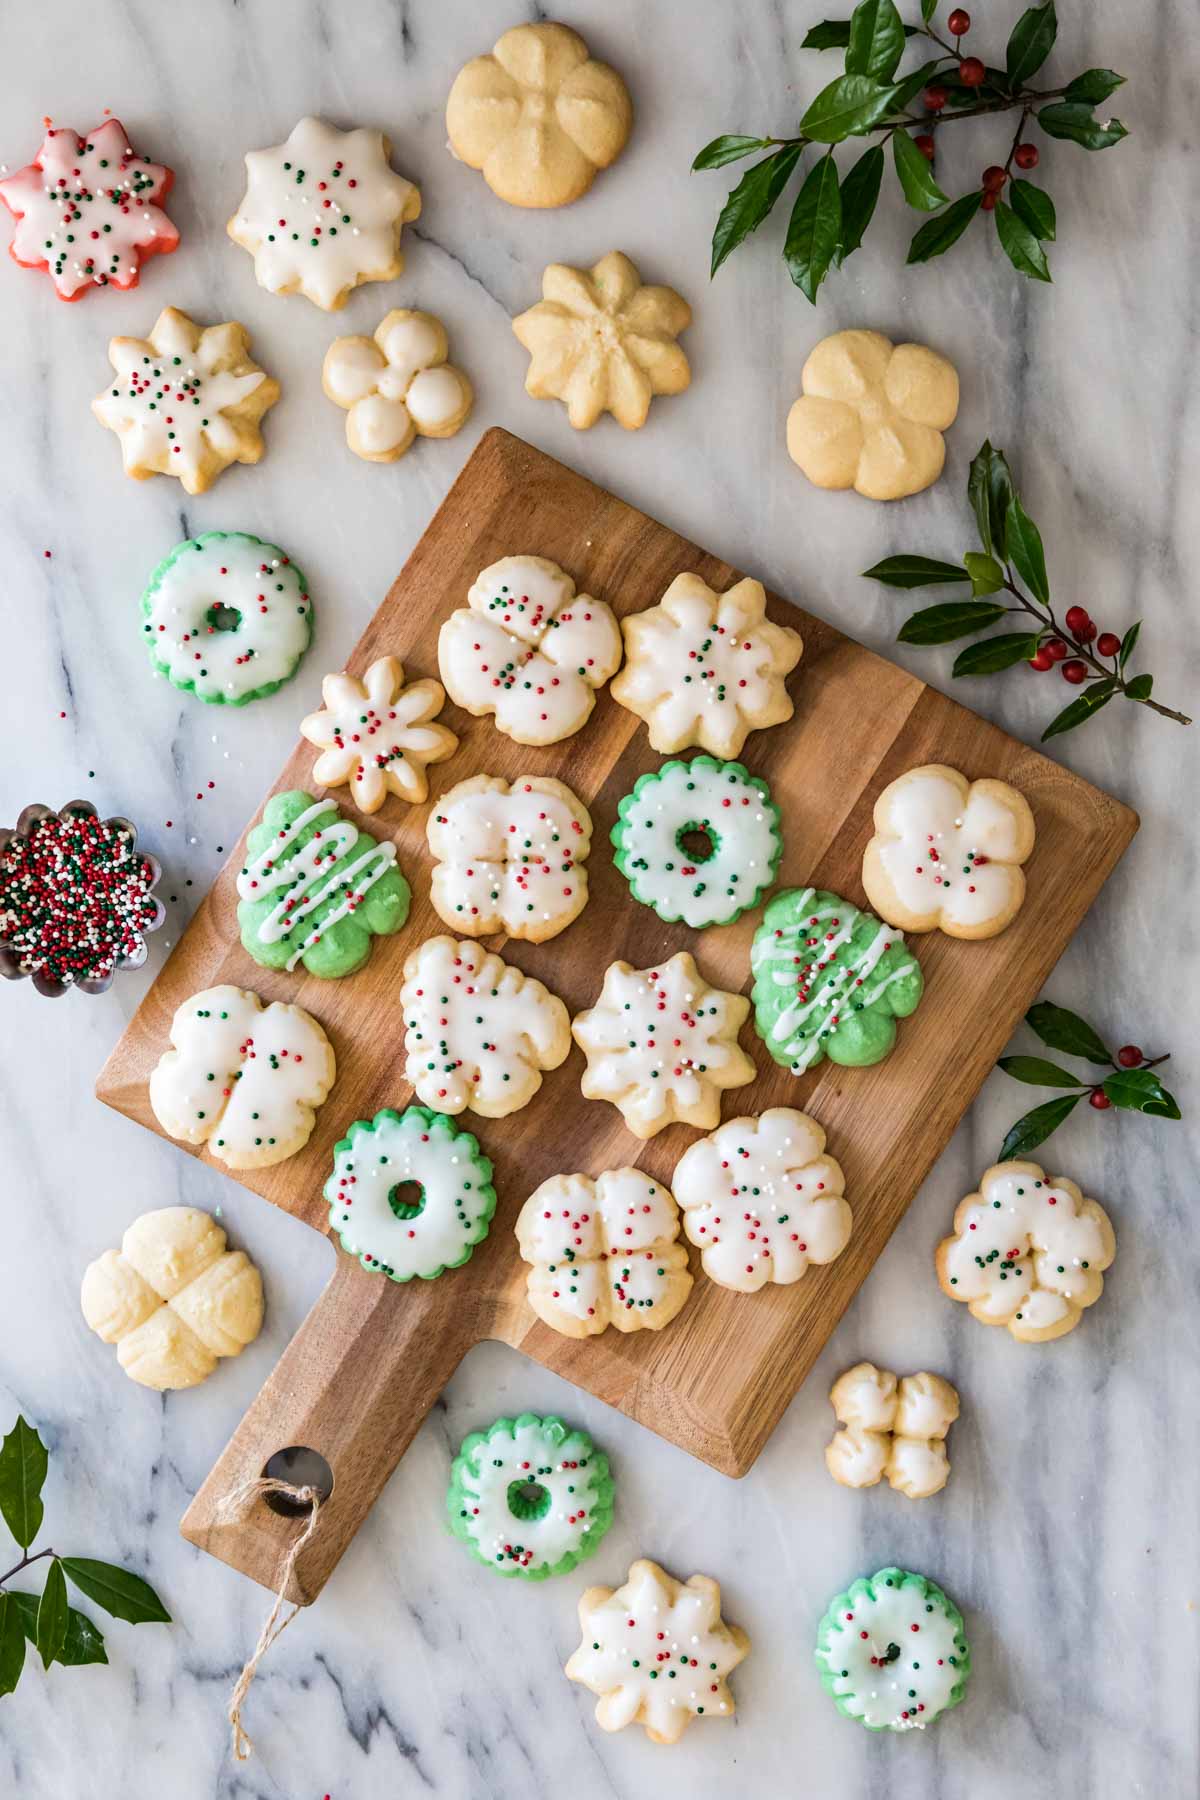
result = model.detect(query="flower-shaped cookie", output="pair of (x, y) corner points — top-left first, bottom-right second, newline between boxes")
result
(566, 1559), (749, 1743)
(936, 1159), (1116, 1342)
(515, 1168), (693, 1337)
(300, 656), (458, 813)
(513, 252), (691, 430)
(786, 329), (959, 501)
(572, 951), (755, 1140)
(825, 1364), (959, 1499)
(228, 116), (421, 311)
(322, 310), (473, 462)
(862, 764), (1036, 940)
(92, 307), (280, 496)
(428, 775), (591, 941)
(447, 21), (632, 209)
(673, 1107), (852, 1293)
(612, 573), (803, 758)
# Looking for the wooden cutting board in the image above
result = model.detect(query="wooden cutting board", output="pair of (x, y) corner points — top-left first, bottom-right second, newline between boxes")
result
(96, 427), (1137, 1603)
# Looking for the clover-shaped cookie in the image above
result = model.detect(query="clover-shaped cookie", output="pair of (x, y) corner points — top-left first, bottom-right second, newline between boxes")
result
(786, 329), (959, 500)
(428, 774), (591, 941)
(825, 1364), (959, 1499)
(323, 310), (473, 462)
(447, 22), (632, 209)
(936, 1159), (1116, 1342)
(300, 657), (458, 813)
(513, 252), (692, 430)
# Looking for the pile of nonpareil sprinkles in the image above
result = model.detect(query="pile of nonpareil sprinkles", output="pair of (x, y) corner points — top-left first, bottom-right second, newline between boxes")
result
(0, 809), (158, 985)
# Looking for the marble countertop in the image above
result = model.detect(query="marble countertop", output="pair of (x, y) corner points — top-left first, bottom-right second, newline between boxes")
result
(1, 3), (1197, 1796)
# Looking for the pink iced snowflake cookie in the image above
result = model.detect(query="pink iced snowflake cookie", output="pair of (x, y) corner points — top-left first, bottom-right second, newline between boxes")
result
(300, 656), (458, 813)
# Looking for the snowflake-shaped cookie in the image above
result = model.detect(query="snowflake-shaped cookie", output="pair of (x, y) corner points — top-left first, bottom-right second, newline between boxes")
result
(428, 775), (590, 942)
(513, 252), (691, 430)
(438, 555), (622, 746)
(672, 1107), (852, 1293)
(149, 984), (336, 1170)
(612, 573), (803, 758)
(400, 935), (571, 1118)
(572, 951), (755, 1140)
(862, 763), (1036, 940)
(227, 116), (421, 311)
(825, 1364), (959, 1499)
(322, 309), (473, 462)
(300, 656), (458, 813)
(566, 1558), (749, 1743)
(786, 329), (959, 501)
(0, 118), (178, 300)
(92, 307), (280, 496)
(515, 1168), (693, 1337)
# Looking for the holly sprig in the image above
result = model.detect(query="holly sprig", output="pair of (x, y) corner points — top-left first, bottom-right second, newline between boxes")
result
(0, 1416), (170, 1692)
(997, 1001), (1180, 1161)
(693, 1), (1126, 299)
(864, 442), (1192, 740)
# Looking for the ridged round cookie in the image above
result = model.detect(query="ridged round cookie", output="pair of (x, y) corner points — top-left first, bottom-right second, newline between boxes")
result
(814, 1567), (971, 1730)
(446, 1413), (613, 1578)
(611, 756), (781, 928)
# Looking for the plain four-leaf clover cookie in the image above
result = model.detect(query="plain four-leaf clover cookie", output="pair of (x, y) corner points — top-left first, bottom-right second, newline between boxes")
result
(786, 329), (959, 501)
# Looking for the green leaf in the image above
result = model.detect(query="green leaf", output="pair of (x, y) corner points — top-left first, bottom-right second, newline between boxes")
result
(710, 144), (804, 275)
(998, 1092), (1083, 1162)
(1006, 2), (1057, 86)
(922, 0), (937, 19)
(907, 190), (983, 263)
(892, 131), (950, 210)
(692, 135), (772, 172)
(784, 154), (842, 301)
(10, 1593), (107, 1667)
(1009, 179), (1056, 241)
(997, 1055), (1089, 1089)
(1118, 621), (1140, 671)
(60, 1559), (171, 1627)
(0, 1594), (26, 1697)
(1101, 1068), (1182, 1120)
(802, 20), (853, 50)
(1005, 497), (1050, 605)
(1037, 102), (1128, 150)
(863, 555), (968, 588)
(994, 199), (1052, 282)
(1064, 69), (1126, 105)
(968, 441), (1016, 558)
(952, 633), (1041, 676)
(836, 144), (884, 262)
(963, 551), (1004, 596)
(846, 0), (907, 82)
(898, 600), (1008, 644)
(35, 1560), (68, 1670)
(891, 59), (949, 111)
(1126, 672), (1154, 700)
(1041, 678), (1117, 739)
(800, 74), (898, 144)
(1026, 1001), (1111, 1064)
(0, 1418), (48, 1551)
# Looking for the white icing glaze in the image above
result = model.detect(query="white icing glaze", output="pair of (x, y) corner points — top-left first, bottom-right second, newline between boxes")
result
(452, 1416), (605, 1573)
(614, 758), (780, 927)
(236, 797), (397, 971)
(324, 1109), (492, 1280)
(825, 1365), (958, 1499)
(300, 657), (457, 811)
(142, 534), (311, 705)
(515, 1169), (692, 1335)
(673, 1107), (852, 1292)
(816, 1571), (968, 1730)
(868, 765), (1034, 934)
(427, 775), (591, 939)
(323, 310), (472, 459)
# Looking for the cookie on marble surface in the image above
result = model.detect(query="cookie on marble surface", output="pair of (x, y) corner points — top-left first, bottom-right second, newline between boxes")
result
(815, 1567), (970, 1730)
(323, 310), (473, 462)
(447, 1413), (613, 1578)
(825, 1364), (959, 1499)
(786, 329), (959, 500)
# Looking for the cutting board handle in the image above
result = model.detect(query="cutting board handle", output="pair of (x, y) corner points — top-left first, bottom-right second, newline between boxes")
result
(180, 1251), (475, 1603)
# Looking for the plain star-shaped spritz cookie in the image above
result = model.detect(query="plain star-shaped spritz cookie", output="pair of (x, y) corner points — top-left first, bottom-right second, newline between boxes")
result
(512, 252), (691, 430)
(565, 1558), (750, 1744)
(227, 116), (421, 311)
(300, 656), (458, 813)
(92, 307), (280, 496)
(572, 950), (755, 1140)
(322, 309), (473, 462)
(0, 118), (178, 300)
(825, 1364), (959, 1500)
(427, 774), (591, 942)
(612, 573), (803, 758)
(862, 763), (1036, 940)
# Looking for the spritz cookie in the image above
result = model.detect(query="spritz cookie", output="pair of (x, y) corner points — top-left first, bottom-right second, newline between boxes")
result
(825, 1365), (959, 1499)
(322, 310), (473, 462)
(814, 1567), (971, 1730)
(428, 774), (590, 942)
(447, 1413), (613, 1579)
(786, 330), (959, 500)
(300, 656), (458, 812)
(611, 757), (781, 929)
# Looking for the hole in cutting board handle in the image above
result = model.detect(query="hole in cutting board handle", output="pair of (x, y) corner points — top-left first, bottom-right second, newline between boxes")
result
(261, 1446), (334, 1516)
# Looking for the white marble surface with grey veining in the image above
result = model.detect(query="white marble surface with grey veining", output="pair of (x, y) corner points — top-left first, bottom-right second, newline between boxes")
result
(0, 2), (1197, 1797)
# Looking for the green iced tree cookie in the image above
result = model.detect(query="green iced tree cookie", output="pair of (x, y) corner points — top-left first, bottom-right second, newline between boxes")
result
(815, 1566), (971, 1732)
(447, 1413), (614, 1580)
(611, 756), (783, 929)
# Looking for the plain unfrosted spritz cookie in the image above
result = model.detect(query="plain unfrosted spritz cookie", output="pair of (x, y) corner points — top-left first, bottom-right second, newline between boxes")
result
(786, 330), (959, 501)
(566, 1559), (750, 1743)
(227, 116), (421, 311)
(447, 1413), (613, 1579)
(825, 1365), (959, 1499)
(611, 757), (782, 929)
(428, 774), (591, 942)
(815, 1567), (971, 1731)
(322, 309), (473, 462)
(936, 1159), (1116, 1342)
(300, 656), (458, 813)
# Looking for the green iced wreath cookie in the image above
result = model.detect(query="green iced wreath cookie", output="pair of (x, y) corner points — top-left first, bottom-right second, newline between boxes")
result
(611, 756), (782, 929)
(324, 1106), (496, 1281)
(751, 886), (923, 1072)
(815, 1567), (971, 1731)
(236, 790), (410, 978)
(447, 1413), (613, 1580)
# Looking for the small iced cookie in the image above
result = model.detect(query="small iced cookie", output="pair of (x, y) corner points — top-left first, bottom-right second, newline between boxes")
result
(825, 1364), (959, 1499)
(751, 887), (924, 1073)
(515, 1169), (693, 1337)
(236, 791), (411, 979)
(324, 1106), (495, 1282)
(673, 1107), (851, 1293)
(787, 330), (959, 501)
(300, 656), (458, 813)
(612, 574), (802, 758)
(428, 775), (591, 941)
(227, 116), (421, 311)
(92, 308), (279, 496)
(862, 764), (1036, 940)
(936, 1159), (1116, 1343)
(447, 1414), (613, 1579)
(81, 1207), (263, 1391)
(572, 951), (755, 1140)
(149, 984), (336, 1170)
(566, 1559), (749, 1744)
(400, 935), (570, 1118)
(0, 118), (178, 300)
(438, 555), (621, 746)
(815, 1567), (971, 1731)
(323, 310), (473, 462)
(611, 757), (782, 929)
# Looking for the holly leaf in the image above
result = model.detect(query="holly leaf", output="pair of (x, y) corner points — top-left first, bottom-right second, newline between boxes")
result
(711, 144), (804, 275)
(1005, 496), (1051, 604)
(968, 441), (1015, 558)
(0, 1594), (26, 1698)
(964, 551), (1005, 596)
(907, 190), (983, 263)
(1006, 2), (1057, 87)
(1026, 1001), (1111, 1064)
(1009, 179), (1056, 242)
(1041, 677), (1117, 739)
(1126, 672), (1154, 700)
(0, 1417), (49, 1551)
(802, 20), (853, 49)
(35, 1559), (68, 1670)
(846, 0), (907, 83)
(893, 131), (949, 210)
(800, 74), (898, 143)
(1118, 621), (1141, 670)
(898, 600), (1008, 644)
(693, 135), (773, 171)
(60, 1559), (171, 1626)
(1064, 69), (1126, 105)
(863, 555), (968, 588)
(785, 153), (842, 301)
(1037, 102), (1128, 150)
(922, 0), (937, 19)
(952, 632), (1041, 676)
(995, 199), (1052, 282)
(1101, 1068), (1182, 1119)
(998, 1092), (1083, 1162)
(836, 143), (885, 261)
(998, 1055), (1088, 1088)
(10, 1593), (107, 1667)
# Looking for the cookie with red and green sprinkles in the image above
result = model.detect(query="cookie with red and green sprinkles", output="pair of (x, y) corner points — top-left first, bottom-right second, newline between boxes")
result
(611, 756), (782, 929)
(447, 1413), (613, 1580)
(323, 1105), (496, 1281)
(814, 1566), (971, 1731)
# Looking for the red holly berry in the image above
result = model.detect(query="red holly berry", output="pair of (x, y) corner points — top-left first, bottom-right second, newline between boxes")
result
(1096, 631), (1121, 657)
(924, 84), (948, 111)
(1061, 659), (1088, 684)
(948, 9), (971, 35)
(982, 165), (1007, 191)
(981, 190), (998, 211)
(1015, 143), (1040, 170)
(1089, 1088), (1112, 1110)
(1028, 647), (1054, 671)
(1064, 605), (1093, 636)
(914, 133), (937, 161)
(958, 56), (986, 86)
(1045, 638), (1069, 662)
(1116, 1044), (1144, 1068)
